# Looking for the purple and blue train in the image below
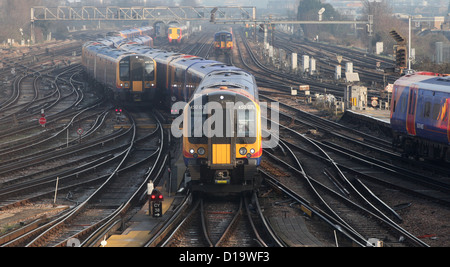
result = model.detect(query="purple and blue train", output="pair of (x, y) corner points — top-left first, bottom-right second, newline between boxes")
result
(390, 71), (450, 162)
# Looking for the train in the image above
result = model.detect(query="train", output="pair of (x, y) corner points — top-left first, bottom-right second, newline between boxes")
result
(181, 68), (262, 192)
(98, 35), (153, 49)
(103, 26), (154, 48)
(81, 42), (157, 103)
(168, 25), (189, 44)
(214, 31), (233, 53)
(107, 26), (154, 39)
(82, 26), (263, 193)
(81, 26), (156, 103)
(390, 71), (450, 162)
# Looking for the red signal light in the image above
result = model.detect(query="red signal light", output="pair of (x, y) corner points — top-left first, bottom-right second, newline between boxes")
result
(150, 189), (164, 201)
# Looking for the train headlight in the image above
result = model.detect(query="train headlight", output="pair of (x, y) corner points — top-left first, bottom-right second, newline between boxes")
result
(189, 148), (195, 154)
(250, 148), (255, 154)
(198, 147), (205, 155)
(239, 147), (247, 156)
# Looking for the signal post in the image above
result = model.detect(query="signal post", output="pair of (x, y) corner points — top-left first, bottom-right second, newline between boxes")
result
(148, 181), (164, 217)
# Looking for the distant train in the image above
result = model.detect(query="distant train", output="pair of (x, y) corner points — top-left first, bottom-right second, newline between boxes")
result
(107, 26), (154, 39)
(390, 71), (450, 162)
(81, 42), (157, 103)
(103, 26), (154, 48)
(168, 25), (189, 44)
(214, 31), (233, 53)
(98, 35), (153, 49)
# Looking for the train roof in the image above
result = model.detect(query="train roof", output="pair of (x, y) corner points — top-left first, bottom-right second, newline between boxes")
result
(395, 72), (450, 93)
(197, 69), (258, 99)
(215, 31), (232, 35)
(168, 24), (188, 29)
(83, 42), (146, 61)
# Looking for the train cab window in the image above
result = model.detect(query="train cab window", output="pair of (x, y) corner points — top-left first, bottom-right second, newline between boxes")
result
(236, 106), (257, 144)
(237, 109), (256, 139)
(189, 109), (208, 144)
(442, 105), (449, 122)
(432, 103), (440, 120)
(119, 57), (130, 81)
(174, 68), (184, 83)
(144, 59), (155, 81)
(401, 96), (407, 114)
(432, 103), (446, 121)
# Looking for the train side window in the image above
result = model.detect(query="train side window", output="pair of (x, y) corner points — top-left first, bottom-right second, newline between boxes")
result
(424, 101), (431, 118)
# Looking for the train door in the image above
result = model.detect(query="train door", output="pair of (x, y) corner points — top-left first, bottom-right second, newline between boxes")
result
(130, 56), (144, 92)
(207, 95), (235, 168)
(220, 33), (226, 49)
(406, 85), (419, 136)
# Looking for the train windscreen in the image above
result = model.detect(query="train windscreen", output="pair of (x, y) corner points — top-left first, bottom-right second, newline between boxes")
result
(119, 57), (130, 81)
(188, 94), (257, 144)
(144, 59), (155, 81)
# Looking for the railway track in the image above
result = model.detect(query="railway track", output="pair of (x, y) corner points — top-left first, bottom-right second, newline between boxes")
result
(0, 110), (167, 247)
(261, 135), (428, 247)
(0, 38), (171, 247)
(157, 26), (450, 247)
(221, 26), (450, 246)
(148, 193), (284, 247)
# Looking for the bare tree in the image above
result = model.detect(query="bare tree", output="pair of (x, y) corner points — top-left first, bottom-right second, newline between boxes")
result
(360, 0), (407, 54)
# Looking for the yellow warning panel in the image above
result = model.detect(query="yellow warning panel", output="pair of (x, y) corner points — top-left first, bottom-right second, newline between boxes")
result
(133, 81), (143, 92)
(212, 144), (230, 164)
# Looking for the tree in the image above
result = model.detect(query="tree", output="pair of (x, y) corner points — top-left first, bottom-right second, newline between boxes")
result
(297, 0), (348, 39)
(360, 0), (406, 54)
